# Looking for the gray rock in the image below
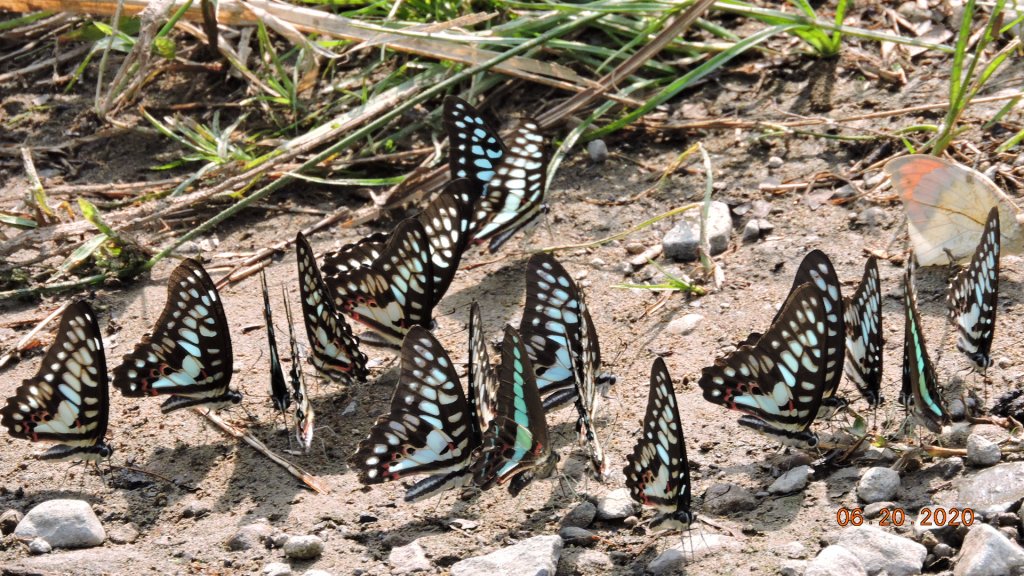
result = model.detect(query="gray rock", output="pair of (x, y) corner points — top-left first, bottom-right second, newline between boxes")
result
(595, 488), (640, 520)
(663, 200), (732, 261)
(587, 140), (609, 163)
(703, 483), (758, 515)
(863, 502), (898, 519)
(784, 540), (807, 559)
(571, 549), (612, 573)
(966, 434), (1001, 467)
(806, 545), (866, 576)
(936, 457), (965, 480)
(451, 535), (561, 576)
(263, 562), (292, 576)
(667, 314), (703, 336)
(780, 560), (807, 576)
(757, 219), (774, 235)
(559, 526), (596, 547)
(933, 543), (955, 558)
(14, 499), (105, 549)
(28, 537), (52, 555)
(560, 501), (597, 529)
(624, 242), (645, 255)
(742, 220), (761, 243)
(0, 509), (22, 535)
(647, 534), (739, 574)
(862, 446), (898, 465)
(955, 523), (1024, 576)
(108, 522), (140, 544)
(628, 244), (663, 269)
(227, 521), (273, 551)
(389, 540), (430, 574)
(284, 535), (324, 560)
(181, 500), (211, 519)
(769, 465), (810, 495)
(768, 156), (785, 169)
(858, 467), (901, 503)
(835, 525), (926, 576)
(958, 462), (1024, 515)
(859, 207), (886, 227)
(269, 531), (289, 548)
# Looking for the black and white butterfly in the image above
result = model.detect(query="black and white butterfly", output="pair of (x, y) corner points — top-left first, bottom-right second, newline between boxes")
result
(947, 206), (1000, 372)
(283, 288), (314, 452)
(444, 97), (549, 253)
(113, 258), (241, 413)
(625, 357), (693, 532)
(295, 232), (368, 384)
(261, 269), (291, 414)
(699, 282), (828, 447)
(472, 326), (558, 497)
(843, 257), (884, 407)
(350, 326), (482, 502)
(520, 253), (607, 477)
(468, 302), (499, 434)
(1, 301), (113, 462)
(901, 257), (949, 433)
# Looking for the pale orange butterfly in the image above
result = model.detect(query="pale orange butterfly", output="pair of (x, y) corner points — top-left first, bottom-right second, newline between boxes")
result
(885, 154), (1024, 266)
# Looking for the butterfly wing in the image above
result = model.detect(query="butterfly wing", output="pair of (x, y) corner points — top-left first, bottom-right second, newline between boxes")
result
(468, 302), (499, 434)
(698, 282), (827, 447)
(444, 96), (507, 204)
(902, 258), (949, 432)
(282, 288), (314, 452)
(1, 301), (112, 461)
(786, 251), (845, 413)
(350, 326), (478, 502)
(261, 269), (290, 413)
(574, 294), (606, 478)
(326, 219), (435, 348)
(295, 232), (368, 384)
(470, 120), (548, 253)
(472, 326), (557, 496)
(624, 357), (693, 531)
(886, 154), (1023, 266)
(419, 186), (470, 299)
(843, 257), (884, 407)
(948, 206), (1000, 371)
(321, 234), (387, 278)
(112, 259), (239, 413)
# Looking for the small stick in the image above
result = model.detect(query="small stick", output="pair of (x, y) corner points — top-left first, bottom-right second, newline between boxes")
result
(0, 301), (69, 370)
(194, 407), (330, 494)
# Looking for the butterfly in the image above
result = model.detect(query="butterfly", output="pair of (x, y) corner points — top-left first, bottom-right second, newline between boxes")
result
(113, 258), (241, 413)
(295, 232), (368, 384)
(283, 287), (314, 452)
(519, 253), (606, 477)
(885, 154), (1023, 266)
(843, 257), (884, 407)
(472, 325), (558, 497)
(444, 97), (549, 253)
(350, 326), (482, 502)
(901, 256), (950, 433)
(947, 206), (1000, 372)
(260, 269), (291, 414)
(467, 302), (499, 434)
(1, 301), (113, 462)
(698, 282), (827, 447)
(624, 357), (694, 532)
(324, 218), (434, 348)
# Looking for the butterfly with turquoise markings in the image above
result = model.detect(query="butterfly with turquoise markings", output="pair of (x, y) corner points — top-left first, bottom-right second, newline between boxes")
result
(350, 325), (485, 502)
(844, 257), (884, 407)
(699, 281), (828, 448)
(520, 253), (607, 477)
(295, 232), (368, 384)
(901, 257), (950, 433)
(947, 206), (1000, 373)
(260, 268), (291, 414)
(1, 301), (113, 462)
(625, 357), (694, 532)
(283, 286), (314, 452)
(323, 186), (470, 347)
(443, 96), (549, 253)
(471, 325), (558, 497)
(113, 258), (241, 413)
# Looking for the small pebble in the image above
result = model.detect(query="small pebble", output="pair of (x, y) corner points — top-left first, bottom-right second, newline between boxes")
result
(28, 537), (51, 555)
(859, 207), (885, 227)
(857, 467), (900, 503)
(667, 314), (703, 336)
(0, 510), (22, 535)
(587, 140), (609, 163)
(284, 535), (324, 560)
(560, 501), (597, 529)
(966, 433), (1002, 467)
(742, 220), (761, 243)
(769, 465), (810, 495)
(832, 185), (856, 199)
(624, 242), (645, 255)
(559, 526), (596, 546)
(263, 562), (292, 576)
(932, 543), (955, 558)
(767, 156), (784, 169)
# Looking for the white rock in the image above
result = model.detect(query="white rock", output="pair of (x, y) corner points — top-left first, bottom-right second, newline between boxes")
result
(667, 314), (704, 336)
(742, 219), (761, 243)
(955, 523), (1024, 576)
(857, 467), (901, 503)
(263, 562), (292, 576)
(283, 535), (324, 560)
(805, 545), (866, 576)
(572, 549), (613, 572)
(14, 499), (105, 549)
(389, 540), (431, 574)
(303, 571), (333, 576)
(647, 534), (739, 574)
(835, 525), (925, 576)
(769, 465), (810, 495)
(227, 521), (273, 551)
(587, 140), (609, 163)
(779, 560), (806, 576)
(966, 434), (1001, 467)
(595, 488), (641, 520)
(28, 537), (52, 555)
(784, 540), (807, 559)
(451, 535), (561, 576)
(957, 462), (1024, 515)
(662, 201), (732, 261)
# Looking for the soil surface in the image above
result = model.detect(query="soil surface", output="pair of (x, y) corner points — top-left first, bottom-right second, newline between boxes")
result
(3, 13), (1024, 576)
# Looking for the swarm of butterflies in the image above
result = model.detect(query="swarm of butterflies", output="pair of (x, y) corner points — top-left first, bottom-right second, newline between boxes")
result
(0, 91), (1010, 531)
